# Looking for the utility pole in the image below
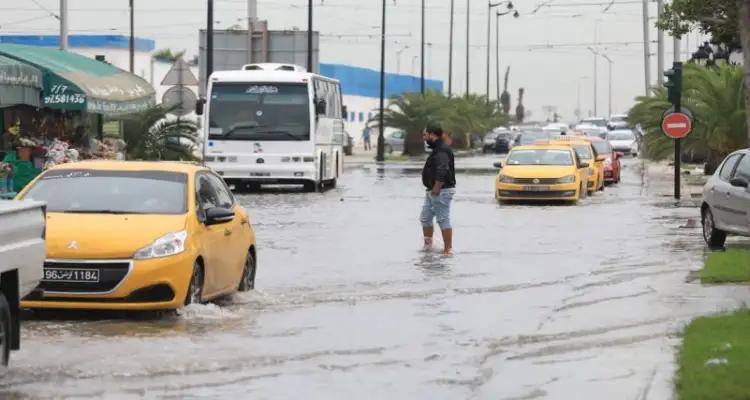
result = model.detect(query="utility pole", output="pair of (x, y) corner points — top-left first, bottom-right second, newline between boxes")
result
(587, 47), (598, 116)
(641, 0), (651, 94)
(307, 0), (313, 72)
(448, 0), (454, 96)
(129, 0), (135, 73)
(495, 11), (500, 102)
(377, 0), (386, 162)
(602, 54), (614, 118)
(420, 0), (425, 94)
(656, 0), (664, 84)
(59, 0), (68, 50)
(486, 1), (513, 102)
(673, 37), (681, 62)
(466, 0), (470, 96)
(206, 0), (214, 81)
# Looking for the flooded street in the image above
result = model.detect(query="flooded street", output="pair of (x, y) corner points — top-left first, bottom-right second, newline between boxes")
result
(2, 158), (746, 399)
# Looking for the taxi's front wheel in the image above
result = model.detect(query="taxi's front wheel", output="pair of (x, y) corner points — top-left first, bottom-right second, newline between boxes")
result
(184, 262), (204, 306)
(239, 252), (256, 291)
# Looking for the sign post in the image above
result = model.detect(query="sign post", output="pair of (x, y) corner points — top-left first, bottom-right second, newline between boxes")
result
(663, 62), (687, 199)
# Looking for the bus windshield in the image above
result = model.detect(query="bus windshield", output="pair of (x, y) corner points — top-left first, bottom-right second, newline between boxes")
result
(208, 82), (311, 141)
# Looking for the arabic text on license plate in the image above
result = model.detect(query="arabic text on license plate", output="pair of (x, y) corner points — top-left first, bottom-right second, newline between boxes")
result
(523, 186), (550, 192)
(43, 268), (100, 283)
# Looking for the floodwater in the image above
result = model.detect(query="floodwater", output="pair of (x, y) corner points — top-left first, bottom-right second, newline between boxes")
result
(2, 157), (747, 399)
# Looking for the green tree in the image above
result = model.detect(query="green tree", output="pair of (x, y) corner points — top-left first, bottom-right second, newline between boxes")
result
(629, 64), (746, 173)
(152, 48), (186, 63)
(658, 0), (750, 147)
(122, 106), (200, 161)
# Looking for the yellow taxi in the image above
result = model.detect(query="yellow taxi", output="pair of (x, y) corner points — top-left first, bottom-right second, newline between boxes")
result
(549, 138), (605, 194)
(494, 145), (590, 203)
(17, 161), (257, 311)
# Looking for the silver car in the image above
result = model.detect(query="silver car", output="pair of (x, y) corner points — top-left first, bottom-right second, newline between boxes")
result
(702, 149), (750, 247)
(384, 130), (406, 154)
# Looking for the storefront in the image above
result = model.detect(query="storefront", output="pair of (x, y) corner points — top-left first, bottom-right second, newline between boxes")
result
(0, 44), (155, 194)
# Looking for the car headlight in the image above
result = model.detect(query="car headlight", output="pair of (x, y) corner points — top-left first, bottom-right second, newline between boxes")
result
(498, 174), (515, 183)
(134, 230), (187, 260)
(557, 175), (576, 183)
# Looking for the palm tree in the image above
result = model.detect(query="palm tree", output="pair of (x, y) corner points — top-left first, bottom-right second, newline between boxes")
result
(628, 64), (746, 173)
(377, 91), (449, 155)
(122, 106), (200, 161)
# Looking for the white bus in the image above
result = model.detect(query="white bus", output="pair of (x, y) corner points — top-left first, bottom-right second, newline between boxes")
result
(198, 63), (346, 192)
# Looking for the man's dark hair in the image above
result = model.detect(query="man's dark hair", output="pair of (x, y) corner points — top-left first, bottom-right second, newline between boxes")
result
(425, 122), (444, 136)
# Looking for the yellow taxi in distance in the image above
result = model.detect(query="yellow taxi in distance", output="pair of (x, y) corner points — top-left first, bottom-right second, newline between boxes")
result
(549, 138), (605, 194)
(17, 161), (257, 311)
(495, 145), (590, 203)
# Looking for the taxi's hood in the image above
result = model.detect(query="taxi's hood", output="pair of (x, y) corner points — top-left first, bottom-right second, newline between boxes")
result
(501, 165), (577, 178)
(46, 213), (187, 259)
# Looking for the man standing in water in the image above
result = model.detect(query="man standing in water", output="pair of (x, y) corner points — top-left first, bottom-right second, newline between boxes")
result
(420, 123), (456, 255)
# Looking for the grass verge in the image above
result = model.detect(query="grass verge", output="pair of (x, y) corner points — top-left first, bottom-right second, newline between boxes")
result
(700, 249), (750, 284)
(678, 311), (750, 400)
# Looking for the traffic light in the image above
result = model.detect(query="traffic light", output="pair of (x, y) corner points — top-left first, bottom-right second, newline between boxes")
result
(664, 62), (683, 108)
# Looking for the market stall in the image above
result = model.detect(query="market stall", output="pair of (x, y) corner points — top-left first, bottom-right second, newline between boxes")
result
(0, 44), (155, 194)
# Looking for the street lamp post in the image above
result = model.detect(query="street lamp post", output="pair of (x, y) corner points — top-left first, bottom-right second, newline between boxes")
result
(495, 9), (518, 103)
(420, 0), (425, 94)
(601, 53), (614, 118)
(587, 47), (598, 117)
(307, 0), (313, 72)
(376, 0), (387, 162)
(129, 0), (134, 73)
(206, 0), (214, 81)
(465, 0), (470, 96)
(486, 1), (513, 103)
(448, 0), (454, 96)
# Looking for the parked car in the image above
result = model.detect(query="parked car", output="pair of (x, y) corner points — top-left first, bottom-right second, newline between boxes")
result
(17, 161), (258, 311)
(701, 149), (750, 247)
(0, 200), (45, 366)
(607, 129), (639, 156)
(574, 123), (608, 139)
(344, 131), (354, 156)
(384, 129), (406, 154)
(494, 131), (516, 154)
(579, 117), (608, 128)
(483, 132), (500, 153)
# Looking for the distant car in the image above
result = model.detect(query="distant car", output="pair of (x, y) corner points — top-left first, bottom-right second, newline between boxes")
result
(384, 130), (406, 154)
(580, 117), (608, 128)
(587, 137), (622, 184)
(701, 149), (750, 247)
(607, 129), (639, 156)
(575, 123), (608, 138)
(514, 130), (551, 146)
(483, 132), (500, 153)
(344, 131), (353, 156)
(494, 131), (516, 154)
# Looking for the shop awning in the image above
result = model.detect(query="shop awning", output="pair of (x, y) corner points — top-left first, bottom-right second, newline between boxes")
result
(0, 53), (42, 108)
(0, 44), (155, 116)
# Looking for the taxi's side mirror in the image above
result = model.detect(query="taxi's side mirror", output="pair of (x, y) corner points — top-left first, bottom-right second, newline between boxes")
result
(579, 162), (590, 169)
(493, 162), (503, 169)
(195, 98), (205, 116)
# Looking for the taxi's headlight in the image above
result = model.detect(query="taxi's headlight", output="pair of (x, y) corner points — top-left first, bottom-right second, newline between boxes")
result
(557, 175), (576, 183)
(498, 174), (515, 183)
(134, 230), (187, 260)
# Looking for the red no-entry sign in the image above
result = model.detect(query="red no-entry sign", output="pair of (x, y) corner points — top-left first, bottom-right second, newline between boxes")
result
(662, 112), (692, 139)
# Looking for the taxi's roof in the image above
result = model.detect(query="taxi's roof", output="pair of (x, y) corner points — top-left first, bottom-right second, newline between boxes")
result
(511, 144), (574, 151)
(48, 160), (206, 174)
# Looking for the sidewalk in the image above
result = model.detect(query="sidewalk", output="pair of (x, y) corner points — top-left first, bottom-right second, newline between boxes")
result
(642, 159), (706, 207)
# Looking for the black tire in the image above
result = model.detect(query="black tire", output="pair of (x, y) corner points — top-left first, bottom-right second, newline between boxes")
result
(329, 178), (337, 189)
(702, 207), (727, 248)
(303, 181), (317, 192)
(0, 294), (11, 367)
(184, 262), (204, 306)
(239, 251), (257, 291)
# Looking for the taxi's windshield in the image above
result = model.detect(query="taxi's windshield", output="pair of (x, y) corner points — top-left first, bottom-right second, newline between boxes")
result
(507, 149), (574, 166)
(572, 144), (593, 160)
(22, 170), (188, 214)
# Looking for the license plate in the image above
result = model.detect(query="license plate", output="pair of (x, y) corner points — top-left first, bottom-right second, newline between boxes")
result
(250, 172), (270, 177)
(522, 186), (550, 192)
(42, 268), (100, 283)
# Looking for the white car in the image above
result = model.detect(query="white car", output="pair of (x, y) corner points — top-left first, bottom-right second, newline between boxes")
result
(607, 129), (639, 156)
(580, 117), (608, 128)
(702, 149), (750, 247)
(575, 123), (608, 138)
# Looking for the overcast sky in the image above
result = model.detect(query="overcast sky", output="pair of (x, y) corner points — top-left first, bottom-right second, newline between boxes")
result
(1, 0), (710, 122)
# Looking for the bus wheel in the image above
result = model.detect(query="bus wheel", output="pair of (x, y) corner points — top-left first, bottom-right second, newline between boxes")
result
(329, 179), (337, 189)
(303, 181), (318, 192)
(245, 182), (261, 192)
